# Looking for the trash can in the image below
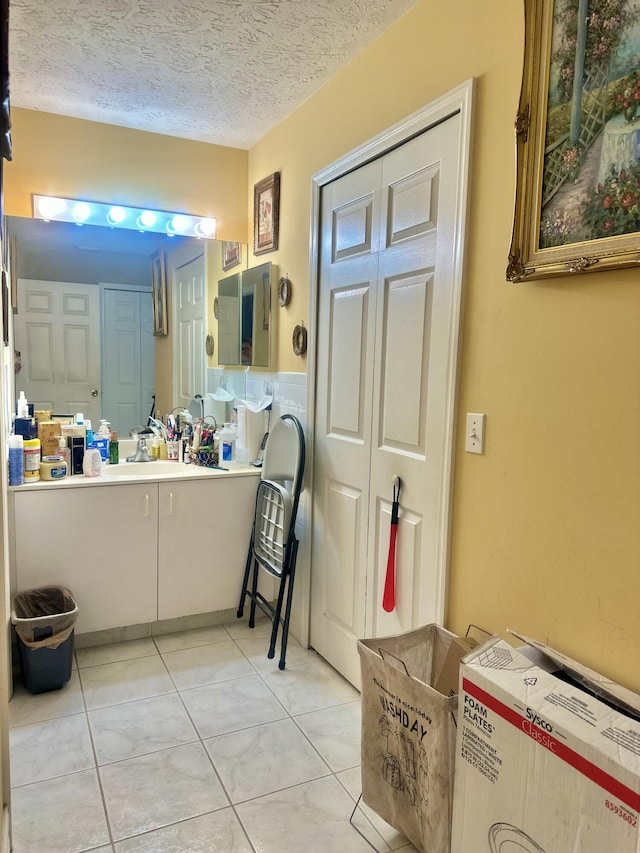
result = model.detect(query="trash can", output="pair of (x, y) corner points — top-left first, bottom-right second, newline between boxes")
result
(11, 585), (78, 694)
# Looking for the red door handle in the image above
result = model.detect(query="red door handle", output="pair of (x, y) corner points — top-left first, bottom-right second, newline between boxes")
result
(382, 524), (397, 612)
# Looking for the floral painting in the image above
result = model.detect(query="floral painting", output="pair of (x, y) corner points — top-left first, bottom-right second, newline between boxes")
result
(509, 0), (640, 280)
(541, 0), (640, 247)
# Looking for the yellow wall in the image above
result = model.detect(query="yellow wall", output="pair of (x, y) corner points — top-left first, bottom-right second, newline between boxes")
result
(248, 0), (640, 691)
(5, 109), (249, 242)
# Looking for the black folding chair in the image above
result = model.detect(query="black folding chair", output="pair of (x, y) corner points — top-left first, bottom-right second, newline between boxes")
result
(236, 414), (305, 669)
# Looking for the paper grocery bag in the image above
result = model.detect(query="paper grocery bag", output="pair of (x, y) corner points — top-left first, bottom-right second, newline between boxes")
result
(358, 624), (473, 853)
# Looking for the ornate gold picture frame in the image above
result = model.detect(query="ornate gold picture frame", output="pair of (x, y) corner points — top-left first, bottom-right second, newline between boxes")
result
(508, 0), (640, 282)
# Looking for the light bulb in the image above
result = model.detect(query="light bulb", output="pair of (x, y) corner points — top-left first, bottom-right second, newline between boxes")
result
(167, 214), (190, 234)
(37, 196), (67, 219)
(72, 202), (92, 223)
(138, 210), (157, 228)
(195, 217), (217, 238)
(107, 206), (127, 225)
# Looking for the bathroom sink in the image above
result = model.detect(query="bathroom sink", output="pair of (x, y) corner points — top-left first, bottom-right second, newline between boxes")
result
(104, 461), (199, 476)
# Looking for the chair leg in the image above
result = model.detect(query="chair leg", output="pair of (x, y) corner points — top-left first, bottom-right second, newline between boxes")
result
(248, 557), (260, 629)
(278, 543), (298, 670)
(267, 569), (288, 659)
(237, 531), (255, 619)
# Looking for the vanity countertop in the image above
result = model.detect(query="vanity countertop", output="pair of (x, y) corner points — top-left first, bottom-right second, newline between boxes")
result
(9, 460), (261, 491)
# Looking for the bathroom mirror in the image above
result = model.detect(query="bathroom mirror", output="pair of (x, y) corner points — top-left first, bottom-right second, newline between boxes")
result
(217, 261), (273, 368)
(6, 215), (249, 432)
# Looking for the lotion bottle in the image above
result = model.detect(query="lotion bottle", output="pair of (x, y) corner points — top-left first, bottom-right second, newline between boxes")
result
(82, 448), (102, 477)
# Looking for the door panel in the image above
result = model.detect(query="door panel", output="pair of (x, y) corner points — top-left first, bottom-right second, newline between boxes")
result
(311, 114), (463, 687)
(328, 284), (370, 437)
(15, 279), (101, 423)
(379, 271), (433, 454)
(174, 253), (206, 409)
(103, 287), (154, 435)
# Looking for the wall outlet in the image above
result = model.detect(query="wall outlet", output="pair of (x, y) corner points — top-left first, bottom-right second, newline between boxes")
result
(465, 413), (485, 454)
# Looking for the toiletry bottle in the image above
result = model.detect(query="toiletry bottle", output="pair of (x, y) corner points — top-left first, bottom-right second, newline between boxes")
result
(94, 419), (111, 462)
(219, 423), (236, 466)
(17, 391), (28, 419)
(109, 431), (119, 465)
(23, 437), (41, 482)
(82, 447), (102, 477)
(8, 435), (24, 485)
(57, 435), (71, 469)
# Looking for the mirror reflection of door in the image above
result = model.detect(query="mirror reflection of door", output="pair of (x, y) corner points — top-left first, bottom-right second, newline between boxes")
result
(102, 285), (155, 434)
(218, 262), (272, 367)
(173, 250), (206, 410)
(15, 278), (102, 424)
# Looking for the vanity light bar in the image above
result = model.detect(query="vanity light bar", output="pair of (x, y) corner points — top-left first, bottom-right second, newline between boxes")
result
(32, 195), (217, 239)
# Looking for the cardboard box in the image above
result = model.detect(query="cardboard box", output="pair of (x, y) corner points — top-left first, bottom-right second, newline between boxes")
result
(37, 420), (61, 456)
(451, 636), (640, 852)
(358, 625), (477, 853)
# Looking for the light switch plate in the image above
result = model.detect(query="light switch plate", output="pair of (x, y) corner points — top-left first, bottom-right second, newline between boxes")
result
(465, 413), (485, 454)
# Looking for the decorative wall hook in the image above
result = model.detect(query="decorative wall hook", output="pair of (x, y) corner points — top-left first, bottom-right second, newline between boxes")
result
(277, 275), (292, 307)
(292, 322), (307, 356)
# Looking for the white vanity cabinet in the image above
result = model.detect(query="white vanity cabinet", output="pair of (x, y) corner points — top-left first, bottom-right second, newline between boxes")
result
(12, 483), (159, 634)
(157, 476), (257, 620)
(10, 470), (262, 635)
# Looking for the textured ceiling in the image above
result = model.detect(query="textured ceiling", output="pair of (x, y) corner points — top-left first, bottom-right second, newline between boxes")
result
(9, 0), (418, 150)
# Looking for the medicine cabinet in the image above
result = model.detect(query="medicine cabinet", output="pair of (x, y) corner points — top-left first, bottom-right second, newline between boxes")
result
(217, 261), (274, 367)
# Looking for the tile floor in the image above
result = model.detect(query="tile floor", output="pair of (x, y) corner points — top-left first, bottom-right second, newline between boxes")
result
(8, 617), (419, 852)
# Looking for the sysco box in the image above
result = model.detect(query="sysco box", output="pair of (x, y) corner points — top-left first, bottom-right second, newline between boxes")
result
(451, 635), (640, 852)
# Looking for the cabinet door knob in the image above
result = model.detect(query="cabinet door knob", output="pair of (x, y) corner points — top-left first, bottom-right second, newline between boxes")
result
(144, 494), (149, 518)
(167, 492), (173, 516)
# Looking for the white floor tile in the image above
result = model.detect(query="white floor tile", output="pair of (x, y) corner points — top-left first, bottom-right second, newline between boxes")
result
(9, 676), (85, 727)
(80, 655), (175, 711)
(204, 718), (330, 803)
(337, 766), (413, 850)
(11, 769), (110, 852)
(261, 659), (360, 715)
(236, 775), (388, 852)
(100, 742), (229, 841)
(153, 624), (230, 653)
(9, 633), (373, 853)
(113, 809), (253, 853)
(223, 615), (273, 639)
(235, 633), (321, 671)
(89, 694), (198, 764)
(161, 640), (254, 690)
(180, 674), (286, 738)
(10, 713), (94, 787)
(294, 700), (362, 771)
(76, 638), (159, 669)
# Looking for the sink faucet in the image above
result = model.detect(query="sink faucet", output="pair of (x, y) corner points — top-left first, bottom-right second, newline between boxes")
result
(130, 437), (152, 462)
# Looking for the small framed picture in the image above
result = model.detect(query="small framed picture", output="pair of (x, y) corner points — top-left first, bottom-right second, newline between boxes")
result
(222, 241), (242, 271)
(253, 172), (280, 255)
